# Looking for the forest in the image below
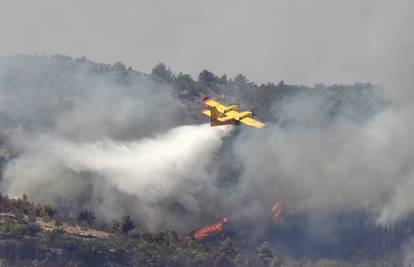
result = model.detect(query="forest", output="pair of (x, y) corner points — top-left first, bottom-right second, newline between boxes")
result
(0, 193), (400, 266)
(0, 55), (407, 266)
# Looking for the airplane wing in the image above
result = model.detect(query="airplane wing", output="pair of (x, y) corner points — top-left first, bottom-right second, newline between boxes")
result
(217, 110), (239, 121)
(202, 97), (228, 113)
(220, 110), (266, 128)
(202, 108), (234, 122)
(239, 117), (266, 128)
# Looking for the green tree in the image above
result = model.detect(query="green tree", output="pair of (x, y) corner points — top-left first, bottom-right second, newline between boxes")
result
(77, 210), (96, 226)
(219, 74), (228, 84)
(42, 205), (56, 218)
(176, 72), (196, 96)
(198, 69), (218, 87)
(255, 241), (283, 267)
(112, 215), (135, 235)
(214, 238), (237, 267)
(152, 63), (174, 82)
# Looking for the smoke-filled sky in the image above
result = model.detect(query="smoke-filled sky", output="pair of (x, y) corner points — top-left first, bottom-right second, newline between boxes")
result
(1, 2), (414, 256)
(0, 55), (236, 230)
(0, 0), (413, 86)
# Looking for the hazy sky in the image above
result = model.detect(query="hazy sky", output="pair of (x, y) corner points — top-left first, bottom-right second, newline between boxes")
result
(0, 0), (413, 85)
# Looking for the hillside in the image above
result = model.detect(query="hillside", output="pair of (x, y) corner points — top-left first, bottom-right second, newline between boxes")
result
(0, 194), (401, 266)
(0, 55), (407, 266)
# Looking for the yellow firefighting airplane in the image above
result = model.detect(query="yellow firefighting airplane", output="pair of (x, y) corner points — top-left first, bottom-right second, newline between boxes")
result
(202, 97), (265, 128)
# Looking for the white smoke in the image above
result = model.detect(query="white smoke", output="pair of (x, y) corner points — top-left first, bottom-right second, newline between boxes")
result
(3, 124), (233, 229)
(230, 92), (414, 225)
(0, 55), (236, 230)
(403, 238), (414, 267)
(225, 0), (414, 228)
(2, 54), (414, 230)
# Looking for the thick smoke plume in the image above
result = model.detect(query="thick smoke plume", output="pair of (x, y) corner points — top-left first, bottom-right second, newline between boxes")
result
(227, 0), (414, 230)
(0, 55), (234, 230)
(1, 1), (414, 262)
(3, 124), (233, 230)
(232, 95), (413, 224)
(1, 48), (414, 240)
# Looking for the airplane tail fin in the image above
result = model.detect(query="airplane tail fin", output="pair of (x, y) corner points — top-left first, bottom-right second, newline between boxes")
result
(210, 107), (229, 126)
(210, 106), (221, 126)
(211, 106), (219, 121)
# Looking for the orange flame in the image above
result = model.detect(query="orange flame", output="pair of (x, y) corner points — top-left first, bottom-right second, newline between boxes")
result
(193, 217), (229, 239)
(272, 202), (283, 222)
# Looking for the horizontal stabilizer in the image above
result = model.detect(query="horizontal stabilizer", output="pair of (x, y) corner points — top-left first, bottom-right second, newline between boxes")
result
(201, 108), (211, 117)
